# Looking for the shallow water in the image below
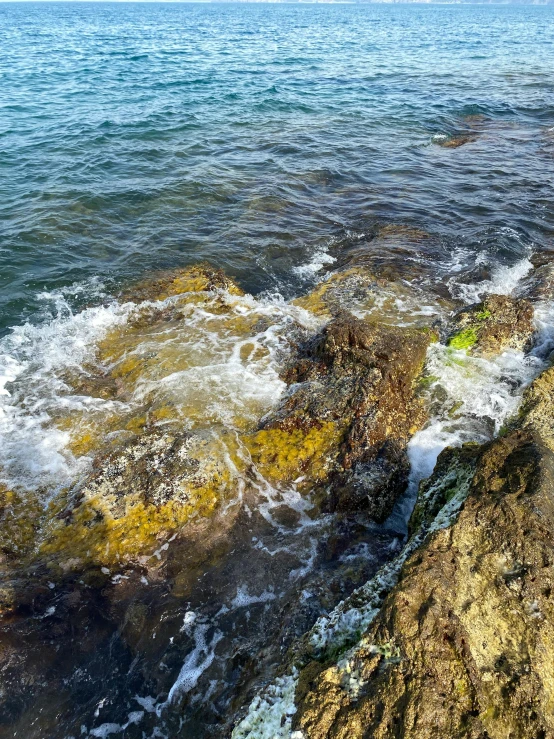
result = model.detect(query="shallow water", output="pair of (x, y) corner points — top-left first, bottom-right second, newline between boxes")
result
(1, 3), (554, 738)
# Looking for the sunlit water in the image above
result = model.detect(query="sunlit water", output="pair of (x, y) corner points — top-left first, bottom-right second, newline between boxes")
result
(1, 2), (554, 334)
(1, 3), (554, 738)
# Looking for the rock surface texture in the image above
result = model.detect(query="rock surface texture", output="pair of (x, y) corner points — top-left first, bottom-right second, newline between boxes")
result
(293, 356), (554, 738)
(447, 294), (534, 355)
(250, 311), (432, 521)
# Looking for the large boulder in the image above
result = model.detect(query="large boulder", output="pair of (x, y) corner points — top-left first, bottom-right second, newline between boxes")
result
(292, 362), (554, 739)
(247, 312), (433, 521)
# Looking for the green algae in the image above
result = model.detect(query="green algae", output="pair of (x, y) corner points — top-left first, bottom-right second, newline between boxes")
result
(447, 326), (479, 350)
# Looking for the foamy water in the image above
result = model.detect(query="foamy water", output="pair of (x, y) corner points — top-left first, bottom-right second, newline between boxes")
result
(0, 285), (319, 494)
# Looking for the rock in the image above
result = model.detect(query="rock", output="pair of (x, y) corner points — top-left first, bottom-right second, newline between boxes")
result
(38, 427), (237, 573)
(293, 227), (451, 325)
(434, 133), (478, 148)
(518, 255), (554, 303)
(247, 312), (433, 521)
(407, 442), (481, 536)
(517, 365), (554, 451)
(447, 294), (534, 356)
(292, 360), (554, 739)
(120, 263), (244, 303)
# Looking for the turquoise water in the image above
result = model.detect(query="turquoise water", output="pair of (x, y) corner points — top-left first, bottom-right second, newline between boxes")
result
(1, 2), (554, 334)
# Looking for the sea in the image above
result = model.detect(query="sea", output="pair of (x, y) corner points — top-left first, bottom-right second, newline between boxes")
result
(1, 2), (554, 737)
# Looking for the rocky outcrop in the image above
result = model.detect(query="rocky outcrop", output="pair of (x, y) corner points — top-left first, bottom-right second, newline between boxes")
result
(39, 428), (235, 574)
(0, 261), (439, 738)
(292, 360), (554, 739)
(447, 293), (534, 355)
(10, 254), (547, 739)
(247, 312), (433, 521)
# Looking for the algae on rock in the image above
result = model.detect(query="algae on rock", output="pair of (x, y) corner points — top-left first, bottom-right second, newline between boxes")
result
(248, 311), (433, 521)
(447, 293), (534, 356)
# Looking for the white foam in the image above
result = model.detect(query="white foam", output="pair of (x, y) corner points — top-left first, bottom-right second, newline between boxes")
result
(0, 285), (320, 495)
(89, 711), (144, 738)
(449, 257), (533, 304)
(134, 695), (157, 713)
(230, 585), (276, 610)
(293, 248), (336, 278)
(0, 294), (133, 492)
(160, 622), (223, 709)
(231, 670), (299, 739)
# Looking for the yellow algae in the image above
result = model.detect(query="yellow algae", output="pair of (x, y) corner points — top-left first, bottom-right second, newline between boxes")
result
(293, 266), (443, 328)
(55, 281), (283, 463)
(124, 264), (244, 303)
(0, 484), (45, 561)
(39, 488), (219, 569)
(292, 268), (375, 317)
(55, 409), (139, 458)
(124, 414), (147, 435)
(38, 432), (245, 570)
(245, 421), (343, 484)
(96, 299), (271, 392)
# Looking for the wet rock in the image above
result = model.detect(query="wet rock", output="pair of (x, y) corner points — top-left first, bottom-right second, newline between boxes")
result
(519, 254), (554, 303)
(121, 262), (244, 303)
(292, 361), (554, 739)
(517, 365), (554, 451)
(248, 312), (433, 521)
(0, 484), (43, 565)
(447, 293), (534, 356)
(0, 263), (434, 738)
(51, 263), (282, 462)
(434, 132), (478, 148)
(407, 442), (481, 536)
(39, 427), (237, 572)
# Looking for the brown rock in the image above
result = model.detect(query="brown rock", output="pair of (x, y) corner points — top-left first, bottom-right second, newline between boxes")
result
(250, 312), (433, 521)
(448, 294), (534, 356)
(293, 366), (554, 739)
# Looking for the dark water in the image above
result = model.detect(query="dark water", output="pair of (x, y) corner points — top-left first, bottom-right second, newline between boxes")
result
(1, 2), (554, 335)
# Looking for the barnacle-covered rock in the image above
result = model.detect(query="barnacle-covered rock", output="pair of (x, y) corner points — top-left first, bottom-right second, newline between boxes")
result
(39, 427), (238, 572)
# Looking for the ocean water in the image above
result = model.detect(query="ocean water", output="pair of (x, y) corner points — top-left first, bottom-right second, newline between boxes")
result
(1, 1), (554, 336)
(1, 3), (554, 738)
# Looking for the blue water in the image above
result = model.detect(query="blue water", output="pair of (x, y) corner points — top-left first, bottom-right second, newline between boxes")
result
(1, 2), (554, 335)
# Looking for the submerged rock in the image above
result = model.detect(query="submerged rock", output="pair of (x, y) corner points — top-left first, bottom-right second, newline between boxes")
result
(447, 293), (534, 355)
(120, 262), (245, 303)
(249, 311), (433, 521)
(292, 352), (554, 739)
(434, 132), (478, 148)
(293, 227), (451, 325)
